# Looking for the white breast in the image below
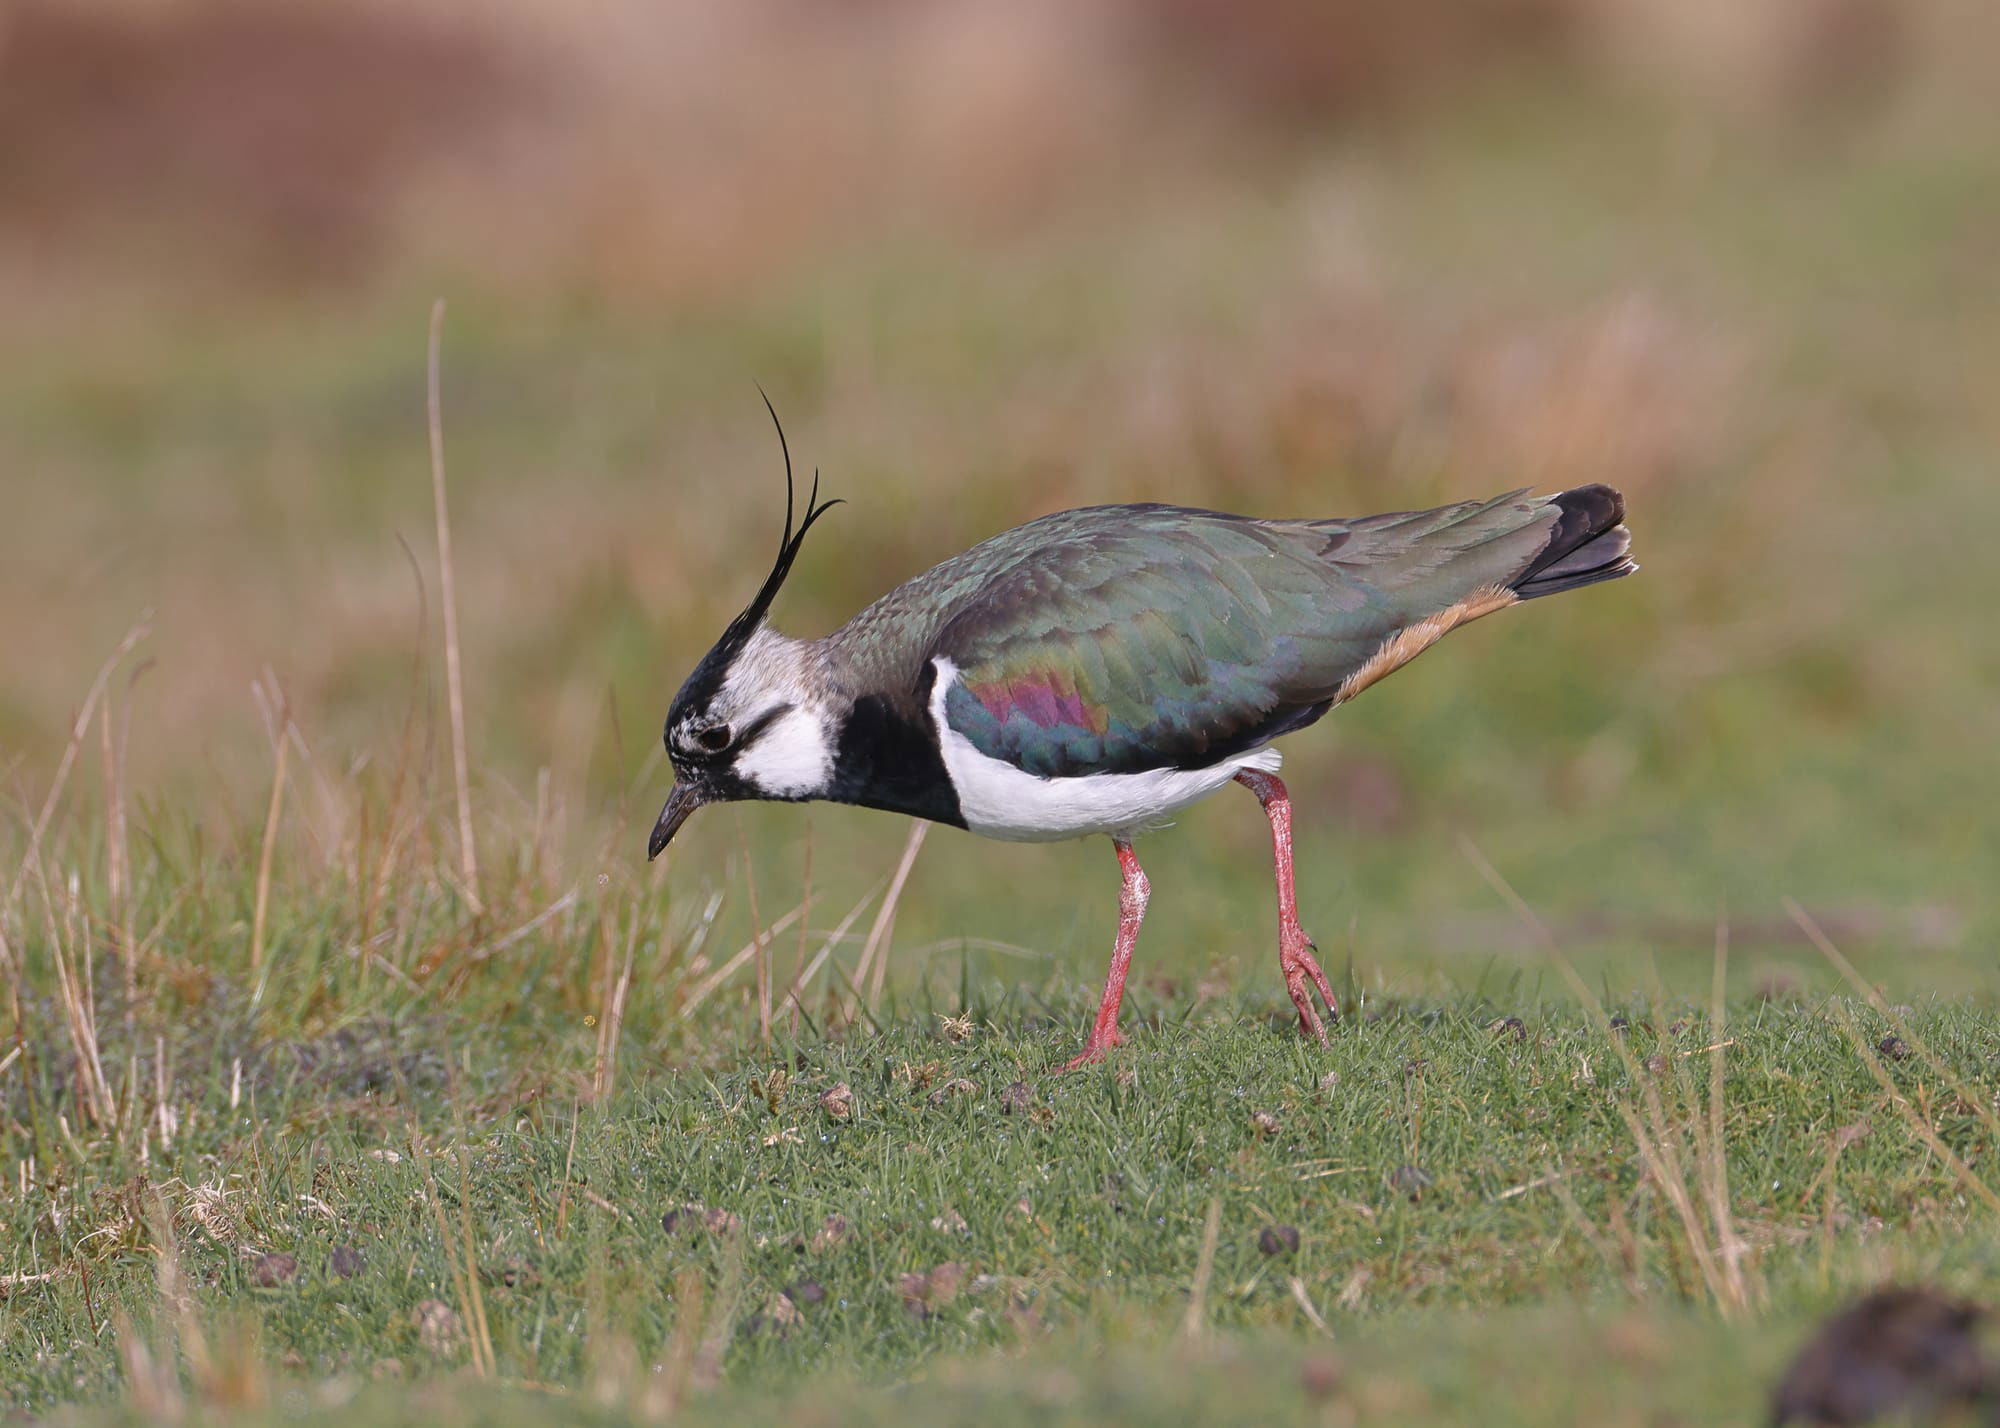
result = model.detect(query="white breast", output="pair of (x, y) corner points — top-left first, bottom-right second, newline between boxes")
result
(928, 657), (1281, 843)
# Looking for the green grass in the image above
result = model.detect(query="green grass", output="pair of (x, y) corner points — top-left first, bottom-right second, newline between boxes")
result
(9, 956), (2000, 1424)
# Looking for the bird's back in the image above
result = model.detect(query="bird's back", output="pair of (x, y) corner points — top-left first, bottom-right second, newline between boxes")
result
(822, 489), (1630, 778)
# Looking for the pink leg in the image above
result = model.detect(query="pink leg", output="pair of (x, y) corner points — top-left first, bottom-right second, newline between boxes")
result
(1234, 770), (1338, 1042)
(1057, 836), (1150, 1072)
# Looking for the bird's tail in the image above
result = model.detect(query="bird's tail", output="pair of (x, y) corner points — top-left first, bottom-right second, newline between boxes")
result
(1511, 484), (1636, 599)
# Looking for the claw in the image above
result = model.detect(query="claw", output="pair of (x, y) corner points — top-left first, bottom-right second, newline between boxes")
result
(1055, 1035), (1120, 1074)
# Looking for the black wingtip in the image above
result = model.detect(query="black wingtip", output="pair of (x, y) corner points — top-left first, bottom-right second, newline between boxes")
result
(1512, 485), (1635, 600)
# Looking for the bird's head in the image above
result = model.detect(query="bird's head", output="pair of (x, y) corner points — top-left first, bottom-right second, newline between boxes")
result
(648, 402), (842, 860)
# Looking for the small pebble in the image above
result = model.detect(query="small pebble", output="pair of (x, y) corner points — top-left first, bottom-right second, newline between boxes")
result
(925, 1261), (965, 1305)
(488, 1256), (537, 1289)
(249, 1252), (298, 1288)
(1258, 1225), (1300, 1256)
(928, 1077), (979, 1107)
(999, 1081), (1035, 1115)
(898, 1261), (967, 1317)
(662, 1202), (740, 1236)
(413, 1299), (462, 1356)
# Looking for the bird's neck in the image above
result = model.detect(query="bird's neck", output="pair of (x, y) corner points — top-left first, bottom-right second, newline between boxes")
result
(822, 658), (965, 828)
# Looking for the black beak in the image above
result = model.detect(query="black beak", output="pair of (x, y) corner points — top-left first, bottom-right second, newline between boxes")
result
(647, 782), (709, 860)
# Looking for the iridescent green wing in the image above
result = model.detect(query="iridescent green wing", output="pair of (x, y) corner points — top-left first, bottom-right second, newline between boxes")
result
(922, 497), (1559, 777)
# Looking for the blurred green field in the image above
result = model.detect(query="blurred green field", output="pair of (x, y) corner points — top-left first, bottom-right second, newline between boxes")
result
(3, 2), (1998, 1421)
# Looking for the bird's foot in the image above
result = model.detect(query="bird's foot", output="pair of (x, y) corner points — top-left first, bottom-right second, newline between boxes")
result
(1280, 930), (1339, 1044)
(1055, 1030), (1123, 1074)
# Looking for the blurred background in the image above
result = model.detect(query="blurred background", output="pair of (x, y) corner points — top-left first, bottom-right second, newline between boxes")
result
(2, 0), (1994, 1001)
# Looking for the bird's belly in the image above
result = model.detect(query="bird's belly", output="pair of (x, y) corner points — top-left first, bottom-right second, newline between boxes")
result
(934, 726), (1282, 844)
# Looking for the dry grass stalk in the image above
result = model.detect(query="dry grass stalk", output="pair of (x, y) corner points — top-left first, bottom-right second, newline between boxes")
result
(0, 922), (21, 1034)
(143, 1192), (222, 1403)
(677, 902), (805, 1018)
(154, 1035), (176, 1151)
(10, 618), (149, 904)
(411, 1128), (495, 1377)
(1181, 1196), (1222, 1341)
(1697, 921), (1750, 1307)
(455, 1143), (497, 1377)
(111, 1306), (181, 1422)
(784, 877), (886, 1013)
(359, 532), (437, 959)
(1549, 1170), (1640, 1294)
(248, 674), (292, 977)
(733, 814), (772, 1047)
(593, 918), (637, 1102)
(1461, 837), (1755, 1317)
(98, 696), (130, 1009)
(1827, 1000), (2000, 1217)
(463, 890), (579, 966)
(791, 825), (813, 1033)
(428, 298), (480, 911)
(1788, 897), (2000, 1147)
(850, 820), (930, 1018)
(554, 1097), (581, 1241)
(43, 873), (114, 1127)
(1612, 1097), (1732, 1310)
(1288, 1276), (1332, 1334)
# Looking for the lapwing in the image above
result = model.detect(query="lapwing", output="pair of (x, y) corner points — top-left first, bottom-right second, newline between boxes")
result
(649, 409), (1635, 1069)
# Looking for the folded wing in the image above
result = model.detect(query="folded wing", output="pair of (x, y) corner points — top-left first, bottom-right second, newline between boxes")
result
(926, 492), (1597, 778)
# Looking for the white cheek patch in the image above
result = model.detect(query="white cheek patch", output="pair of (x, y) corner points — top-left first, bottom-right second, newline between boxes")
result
(733, 704), (834, 799)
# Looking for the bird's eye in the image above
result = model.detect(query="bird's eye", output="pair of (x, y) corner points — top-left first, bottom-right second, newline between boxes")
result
(695, 724), (732, 753)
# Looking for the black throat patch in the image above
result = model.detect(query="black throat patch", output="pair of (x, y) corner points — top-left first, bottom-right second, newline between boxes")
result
(827, 667), (964, 828)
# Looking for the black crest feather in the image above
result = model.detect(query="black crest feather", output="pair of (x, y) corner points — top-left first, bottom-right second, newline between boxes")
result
(666, 393), (842, 733)
(731, 385), (842, 645)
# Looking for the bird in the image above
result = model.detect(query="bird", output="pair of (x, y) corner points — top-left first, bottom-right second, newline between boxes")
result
(649, 404), (1636, 1069)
